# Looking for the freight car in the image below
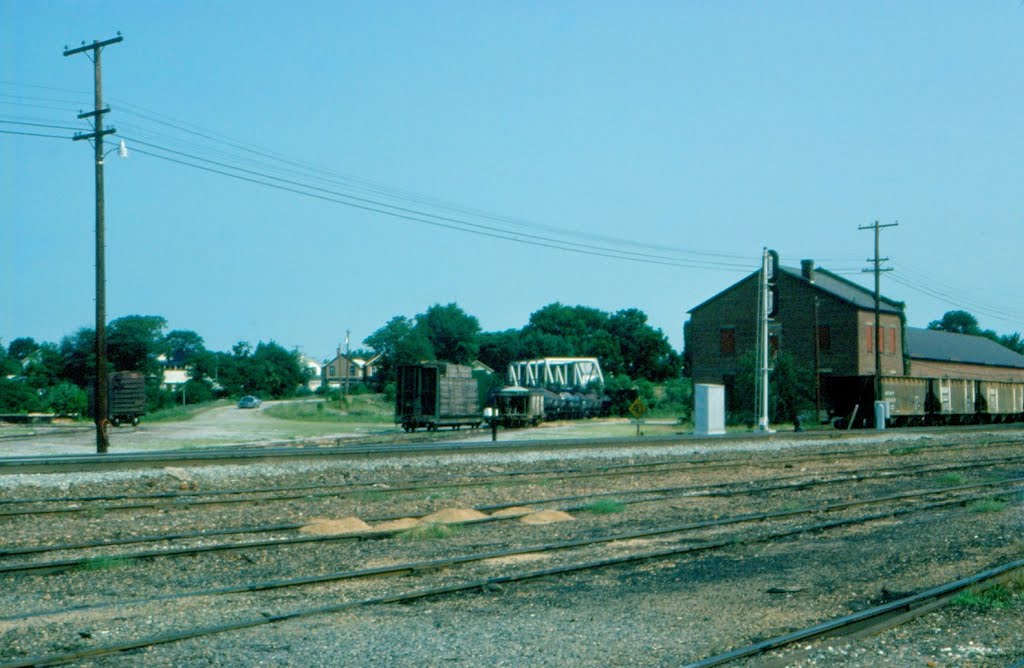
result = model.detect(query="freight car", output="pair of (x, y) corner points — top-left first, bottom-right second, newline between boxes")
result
(829, 376), (1024, 428)
(88, 371), (147, 426)
(486, 386), (609, 428)
(489, 386), (545, 428)
(395, 363), (483, 432)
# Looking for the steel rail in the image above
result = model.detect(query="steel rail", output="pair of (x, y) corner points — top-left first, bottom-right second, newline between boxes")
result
(682, 559), (1024, 668)
(3, 456), (1020, 564)
(2, 491), (1016, 668)
(3, 471), (1020, 587)
(1, 426), (1020, 475)
(3, 435), (1020, 514)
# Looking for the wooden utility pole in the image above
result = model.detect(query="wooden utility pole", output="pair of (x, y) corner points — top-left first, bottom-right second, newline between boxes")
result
(64, 34), (123, 454)
(859, 220), (897, 418)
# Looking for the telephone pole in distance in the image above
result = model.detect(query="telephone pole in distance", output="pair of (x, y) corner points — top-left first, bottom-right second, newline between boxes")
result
(64, 33), (123, 454)
(859, 220), (897, 418)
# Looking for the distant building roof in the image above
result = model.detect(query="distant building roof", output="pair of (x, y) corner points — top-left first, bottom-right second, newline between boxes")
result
(906, 327), (1024, 369)
(778, 265), (904, 314)
(688, 261), (904, 315)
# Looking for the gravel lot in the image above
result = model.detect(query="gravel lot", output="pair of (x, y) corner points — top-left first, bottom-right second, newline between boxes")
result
(1, 427), (1022, 667)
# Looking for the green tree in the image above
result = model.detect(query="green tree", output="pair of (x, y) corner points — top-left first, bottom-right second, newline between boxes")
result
(414, 303), (481, 364)
(731, 351), (814, 425)
(0, 378), (42, 413)
(365, 316), (434, 383)
(7, 337), (39, 361)
(24, 342), (62, 390)
(43, 382), (87, 415)
(0, 345), (19, 377)
(58, 328), (97, 388)
(107, 315), (168, 376)
(477, 329), (526, 378)
(998, 332), (1024, 355)
(164, 329), (206, 367)
(928, 310), (981, 336)
(249, 341), (305, 398)
(608, 308), (679, 381)
(524, 303), (610, 356)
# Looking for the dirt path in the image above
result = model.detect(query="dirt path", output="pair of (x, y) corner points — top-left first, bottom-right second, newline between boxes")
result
(0, 401), (368, 456)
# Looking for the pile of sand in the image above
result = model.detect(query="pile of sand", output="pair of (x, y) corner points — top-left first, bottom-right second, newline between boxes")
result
(520, 510), (575, 525)
(299, 516), (372, 535)
(489, 506), (536, 518)
(420, 508), (488, 524)
(372, 517), (421, 532)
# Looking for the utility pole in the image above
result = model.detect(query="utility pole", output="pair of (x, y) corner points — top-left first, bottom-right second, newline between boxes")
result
(859, 220), (897, 419)
(343, 330), (351, 398)
(64, 34), (123, 454)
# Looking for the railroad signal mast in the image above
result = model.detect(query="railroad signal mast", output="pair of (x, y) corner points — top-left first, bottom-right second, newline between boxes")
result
(755, 249), (778, 433)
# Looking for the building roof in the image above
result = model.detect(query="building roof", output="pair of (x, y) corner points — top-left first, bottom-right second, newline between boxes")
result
(906, 327), (1024, 369)
(687, 260), (904, 315)
(778, 265), (904, 314)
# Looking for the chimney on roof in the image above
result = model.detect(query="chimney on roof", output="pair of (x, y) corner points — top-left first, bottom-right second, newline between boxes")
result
(801, 259), (815, 282)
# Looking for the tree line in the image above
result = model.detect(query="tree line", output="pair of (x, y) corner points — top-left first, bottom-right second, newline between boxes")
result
(1, 302), (681, 416)
(0, 315), (306, 415)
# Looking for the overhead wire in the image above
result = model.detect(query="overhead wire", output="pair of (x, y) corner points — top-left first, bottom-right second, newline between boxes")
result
(0, 83), (882, 273)
(117, 139), (752, 271)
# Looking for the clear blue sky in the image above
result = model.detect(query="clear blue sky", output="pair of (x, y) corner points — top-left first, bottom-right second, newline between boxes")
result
(3, 1), (1023, 361)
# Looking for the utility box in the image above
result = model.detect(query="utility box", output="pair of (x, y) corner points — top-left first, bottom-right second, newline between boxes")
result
(694, 384), (726, 436)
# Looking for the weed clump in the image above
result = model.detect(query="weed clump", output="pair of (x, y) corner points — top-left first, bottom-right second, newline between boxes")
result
(953, 583), (1017, 610)
(582, 499), (627, 514)
(398, 522), (459, 541)
(967, 498), (1007, 513)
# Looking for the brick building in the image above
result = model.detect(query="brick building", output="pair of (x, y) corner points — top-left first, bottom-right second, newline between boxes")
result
(685, 255), (1024, 420)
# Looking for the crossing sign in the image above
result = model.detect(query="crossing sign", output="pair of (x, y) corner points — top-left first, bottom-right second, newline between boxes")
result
(628, 398), (647, 420)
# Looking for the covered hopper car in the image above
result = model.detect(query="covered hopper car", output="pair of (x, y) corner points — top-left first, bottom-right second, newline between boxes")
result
(830, 375), (1024, 428)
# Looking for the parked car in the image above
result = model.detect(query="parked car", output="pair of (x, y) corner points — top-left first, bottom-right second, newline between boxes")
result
(237, 395), (262, 409)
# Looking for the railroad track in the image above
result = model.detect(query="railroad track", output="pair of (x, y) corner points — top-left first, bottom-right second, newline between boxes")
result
(4, 443), (1022, 517)
(3, 430), (1021, 665)
(2, 479), (1019, 667)
(3, 424), (1020, 475)
(684, 558), (1024, 667)
(3, 448), (1022, 565)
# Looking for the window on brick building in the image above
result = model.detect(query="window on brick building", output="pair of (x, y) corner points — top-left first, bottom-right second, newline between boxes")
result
(720, 328), (736, 355)
(886, 327), (896, 354)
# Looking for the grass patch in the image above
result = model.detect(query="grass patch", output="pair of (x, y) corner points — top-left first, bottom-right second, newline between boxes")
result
(145, 401), (227, 423)
(397, 522), (459, 541)
(936, 473), (966, 487)
(264, 397), (393, 423)
(581, 499), (627, 514)
(967, 498), (1007, 513)
(352, 490), (389, 502)
(953, 583), (1017, 610)
(79, 556), (132, 571)
(889, 445), (926, 456)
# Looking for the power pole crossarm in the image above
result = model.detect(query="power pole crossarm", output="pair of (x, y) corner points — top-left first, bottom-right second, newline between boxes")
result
(64, 33), (123, 454)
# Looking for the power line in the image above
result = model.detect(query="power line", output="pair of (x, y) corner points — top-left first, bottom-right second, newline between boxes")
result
(117, 134), (753, 270)
(0, 128), (69, 139)
(121, 141), (750, 272)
